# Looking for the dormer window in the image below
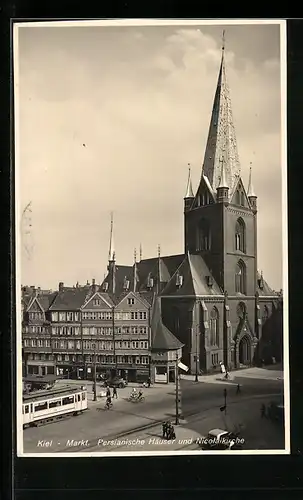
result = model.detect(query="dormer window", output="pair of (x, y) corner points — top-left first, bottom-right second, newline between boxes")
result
(147, 275), (154, 289)
(206, 276), (213, 287)
(103, 282), (109, 292)
(176, 273), (183, 288)
(127, 298), (135, 305)
(93, 299), (101, 306)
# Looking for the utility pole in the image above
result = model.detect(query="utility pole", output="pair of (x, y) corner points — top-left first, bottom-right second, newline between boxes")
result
(175, 350), (180, 425)
(195, 325), (200, 382)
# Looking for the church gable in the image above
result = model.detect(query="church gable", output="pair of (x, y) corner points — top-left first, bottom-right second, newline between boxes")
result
(230, 177), (251, 208)
(81, 292), (112, 310)
(27, 297), (44, 313)
(191, 175), (216, 210)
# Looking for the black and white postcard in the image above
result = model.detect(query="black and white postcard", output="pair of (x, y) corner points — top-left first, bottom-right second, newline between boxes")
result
(14, 19), (289, 457)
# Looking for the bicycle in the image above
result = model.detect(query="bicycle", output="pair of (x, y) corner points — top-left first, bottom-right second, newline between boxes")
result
(104, 402), (113, 410)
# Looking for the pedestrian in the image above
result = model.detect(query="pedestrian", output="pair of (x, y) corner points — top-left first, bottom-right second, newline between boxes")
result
(106, 387), (111, 398)
(236, 384), (241, 394)
(166, 421), (173, 440)
(112, 386), (118, 399)
(225, 371), (229, 380)
(147, 377), (151, 388)
(162, 421), (167, 439)
(170, 425), (176, 440)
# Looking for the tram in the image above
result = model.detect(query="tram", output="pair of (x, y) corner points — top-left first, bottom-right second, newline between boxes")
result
(22, 385), (88, 428)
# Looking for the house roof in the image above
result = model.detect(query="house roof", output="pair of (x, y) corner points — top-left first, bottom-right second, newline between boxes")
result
(49, 287), (90, 311)
(161, 253), (222, 297)
(101, 254), (184, 297)
(151, 296), (183, 351)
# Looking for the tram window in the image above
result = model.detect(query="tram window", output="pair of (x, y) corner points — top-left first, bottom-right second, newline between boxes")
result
(77, 394), (80, 402)
(82, 392), (86, 400)
(34, 402), (48, 412)
(62, 396), (74, 405)
(25, 405), (29, 414)
(49, 399), (61, 409)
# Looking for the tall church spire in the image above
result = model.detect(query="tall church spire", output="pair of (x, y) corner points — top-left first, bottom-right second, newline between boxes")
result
(107, 211), (116, 294)
(201, 31), (241, 193)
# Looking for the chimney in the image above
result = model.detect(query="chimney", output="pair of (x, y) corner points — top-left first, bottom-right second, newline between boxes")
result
(59, 282), (64, 292)
(92, 278), (97, 293)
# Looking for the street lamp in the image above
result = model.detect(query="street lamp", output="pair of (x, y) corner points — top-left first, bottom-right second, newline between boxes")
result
(93, 348), (97, 402)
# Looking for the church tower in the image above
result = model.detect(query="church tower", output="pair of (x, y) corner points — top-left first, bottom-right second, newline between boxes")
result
(184, 34), (258, 296)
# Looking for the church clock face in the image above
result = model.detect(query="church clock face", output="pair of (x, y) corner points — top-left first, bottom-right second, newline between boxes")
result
(237, 302), (246, 319)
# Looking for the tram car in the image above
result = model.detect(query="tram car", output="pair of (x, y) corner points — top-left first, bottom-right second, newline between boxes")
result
(22, 385), (88, 428)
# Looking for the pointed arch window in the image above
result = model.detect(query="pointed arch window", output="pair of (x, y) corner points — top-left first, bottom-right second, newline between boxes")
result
(235, 218), (246, 253)
(196, 219), (211, 252)
(235, 260), (246, 294)
(210, 307), (219, 346)
(241, 192), (245, 206)
(262, 305), (269, 323)
(236, 190), (241, 205)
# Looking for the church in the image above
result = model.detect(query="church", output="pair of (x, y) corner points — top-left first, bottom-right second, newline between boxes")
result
(102, 41), (283, 375)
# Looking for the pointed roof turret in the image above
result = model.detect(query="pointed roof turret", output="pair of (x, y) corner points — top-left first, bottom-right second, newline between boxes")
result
(184, 163), (194, 198)
(247, 164), (256, 197)
(218, 155), (228, 189)
(108, 211), (115, 262)
(201, 31), (241, 193)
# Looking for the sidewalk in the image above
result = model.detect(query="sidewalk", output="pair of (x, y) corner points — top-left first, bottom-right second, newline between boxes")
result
(181, 366), (283, 385)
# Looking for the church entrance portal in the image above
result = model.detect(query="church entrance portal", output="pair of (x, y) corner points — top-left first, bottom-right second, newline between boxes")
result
(239, 335), (251, 365)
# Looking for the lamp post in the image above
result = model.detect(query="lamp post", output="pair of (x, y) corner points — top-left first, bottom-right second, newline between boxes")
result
(93, 347), (97, 402)
(175, 350), (180, 425)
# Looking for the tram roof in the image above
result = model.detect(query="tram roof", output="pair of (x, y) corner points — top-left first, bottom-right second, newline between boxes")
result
(23, 384), (85, 403)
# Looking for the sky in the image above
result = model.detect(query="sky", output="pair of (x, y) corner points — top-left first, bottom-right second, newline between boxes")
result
(15, 21), (285, 291)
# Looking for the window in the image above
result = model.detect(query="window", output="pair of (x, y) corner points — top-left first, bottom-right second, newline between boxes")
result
(74, 312), (79, 322)
(24, 405), (29, 414)
(83, 327), (89, 335)
(31, 339), (37, 347)
(59, 312), (66, 322)
(65, 355), (69, 361)
(236, 190), (241, 205)
(66, 312), (73, 321)
(235, 218), (246, 253)
(139, 327), (146, 334)
(45, 339), (51, 347)
(211, 353), (219, 365)
(241, 192), (245, 206)
(93, 299), (101, 306)
(123, 327), (130, 334)
(68, 341), (74, 349)
(128, 298), (135, 305)
(139, 311), (147, 320)
(49, 399), (61, 408)
(82, 393), (86, 400)
(262, 305), (269, 323)
(141, 356), (149, 364)
(210, 307), (219, 346)
(37, 339), (43, 347)
(235, 261), (246, 294)
(24, 339), (29, 347)
(122, 312), (131, 320)
(196, 219), (211, 251)
(76, 341), (81, 350)
(237, 302), (246, 319)
(57, 354), (62, 361)
(131, 312), (138, 320)
(62, 396), (74, 405)
(34, 402), (48, 412)
(135, 356), (141, 364)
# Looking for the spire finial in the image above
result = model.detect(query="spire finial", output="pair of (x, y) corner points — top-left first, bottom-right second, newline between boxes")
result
(185, 163), (194, 198)
(247, 162), (256, 197)
(157, 244), (161, 258)
(134, 248), (137, 263)
(139, 243), (142, 261)
(222, 29), (225, 51)
(108, 211), (115, 261)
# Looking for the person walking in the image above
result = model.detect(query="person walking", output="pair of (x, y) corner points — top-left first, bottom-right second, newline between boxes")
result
(147, 377), (151, 388)
(112, 386), (118, 399)
(236, 384), (241, 395)
(162, 421), (167, 439)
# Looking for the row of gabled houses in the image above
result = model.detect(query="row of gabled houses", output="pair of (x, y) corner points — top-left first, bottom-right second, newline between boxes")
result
(21, 280), (183, 384)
